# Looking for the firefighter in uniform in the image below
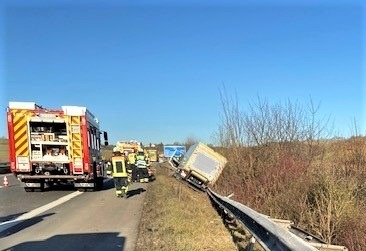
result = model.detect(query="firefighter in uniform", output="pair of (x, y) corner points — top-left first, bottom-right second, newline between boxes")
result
(136, 151), (149, 182)
(128, 151), (139, 182)
(107, 151), (132, 197)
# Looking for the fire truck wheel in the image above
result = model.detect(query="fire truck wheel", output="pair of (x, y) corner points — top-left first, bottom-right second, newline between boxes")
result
(96, 178), (104, 190)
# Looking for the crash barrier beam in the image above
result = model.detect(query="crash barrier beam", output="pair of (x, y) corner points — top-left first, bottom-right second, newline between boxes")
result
(207, 188), (348, 251)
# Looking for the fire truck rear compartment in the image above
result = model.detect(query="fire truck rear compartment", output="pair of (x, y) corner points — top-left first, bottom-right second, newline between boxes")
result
(7, 102), (108, 192)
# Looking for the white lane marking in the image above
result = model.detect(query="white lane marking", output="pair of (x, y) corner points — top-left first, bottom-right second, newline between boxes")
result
(0, 190), (83, 233)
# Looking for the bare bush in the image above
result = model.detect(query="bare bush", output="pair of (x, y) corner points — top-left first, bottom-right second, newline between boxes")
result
(337, 136), (366, 176)
(338, 209), (366, 251)
(214, 88), (329, 208)
(212, 88), (366, 249)
(304, 173), (360, 243)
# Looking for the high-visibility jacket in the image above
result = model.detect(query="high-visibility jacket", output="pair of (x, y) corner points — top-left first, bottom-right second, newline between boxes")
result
(136, 159), (147, 169)
(128, 153), (137, 164)
(136, 152), (146, 161)
(111, 156), (128, 178)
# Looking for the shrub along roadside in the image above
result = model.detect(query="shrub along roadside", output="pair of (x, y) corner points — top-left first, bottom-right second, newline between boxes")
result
(213, 91), (366, 251)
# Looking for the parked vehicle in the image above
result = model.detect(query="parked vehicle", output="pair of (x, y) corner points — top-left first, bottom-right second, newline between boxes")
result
(7, 101), (108, 191)
(146, 149), (158, 162)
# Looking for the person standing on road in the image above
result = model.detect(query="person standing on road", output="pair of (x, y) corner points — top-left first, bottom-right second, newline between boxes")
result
(108, 151), (132, 197)
(136, 151), (149, 183)
(127, 152), (139, 182)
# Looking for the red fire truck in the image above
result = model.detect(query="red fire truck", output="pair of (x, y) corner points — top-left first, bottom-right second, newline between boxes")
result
(7, 101), (108, 192)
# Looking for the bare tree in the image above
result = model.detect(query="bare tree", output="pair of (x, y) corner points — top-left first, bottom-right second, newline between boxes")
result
(184, 136), (198, 149)
(216, 85), (246, 148)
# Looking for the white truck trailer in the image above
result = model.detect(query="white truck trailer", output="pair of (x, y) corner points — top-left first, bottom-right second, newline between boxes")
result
(174, 142), (227, 191)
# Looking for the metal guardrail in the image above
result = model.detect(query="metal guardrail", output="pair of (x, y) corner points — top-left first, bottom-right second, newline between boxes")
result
(207, 188), (348, 251)
(0, 162), (10, 174)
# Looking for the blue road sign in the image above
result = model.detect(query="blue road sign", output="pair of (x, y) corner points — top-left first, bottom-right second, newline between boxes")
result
(163, 145), (186, 158)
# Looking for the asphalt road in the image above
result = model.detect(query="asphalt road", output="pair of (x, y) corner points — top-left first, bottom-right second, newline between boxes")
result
(0, 174), (78, 222)
(0, 175), (148, 251)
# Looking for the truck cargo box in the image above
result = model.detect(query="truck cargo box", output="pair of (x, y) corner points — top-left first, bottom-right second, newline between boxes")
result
(176, 142), (227, 190)
(146, 149), (158, 162)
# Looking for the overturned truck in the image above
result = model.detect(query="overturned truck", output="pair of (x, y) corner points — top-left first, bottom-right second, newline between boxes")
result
(173, 142), (227, 191)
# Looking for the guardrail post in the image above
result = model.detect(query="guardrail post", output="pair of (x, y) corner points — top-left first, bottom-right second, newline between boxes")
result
(245, 236), (256, 251)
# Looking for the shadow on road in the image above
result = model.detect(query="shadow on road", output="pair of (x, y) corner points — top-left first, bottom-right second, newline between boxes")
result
(2, 232), (125, 251)
(127, 188), (146, 198)
(44, 183), (76, 192)
(0, 212), (27, 223)
(102, 178), (115, 191)
(0, 212), (54, 238)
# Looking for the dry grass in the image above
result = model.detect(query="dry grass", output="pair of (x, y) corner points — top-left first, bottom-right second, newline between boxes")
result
(101, 146), (113, 161)
(136, 163), (237, 251)
(0, 138), (8, 162)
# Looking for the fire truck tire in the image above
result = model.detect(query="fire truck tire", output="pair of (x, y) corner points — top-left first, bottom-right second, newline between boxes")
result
(96, 177), (104, 190)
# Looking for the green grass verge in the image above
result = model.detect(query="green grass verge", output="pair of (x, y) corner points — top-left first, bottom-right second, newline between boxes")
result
(136, 163), (237, 251)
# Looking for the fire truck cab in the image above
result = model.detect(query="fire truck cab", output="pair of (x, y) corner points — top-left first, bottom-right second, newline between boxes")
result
(7, 101), (108, 192)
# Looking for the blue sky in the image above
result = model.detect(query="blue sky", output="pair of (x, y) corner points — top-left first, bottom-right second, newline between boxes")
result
(0, 0), (365, 145)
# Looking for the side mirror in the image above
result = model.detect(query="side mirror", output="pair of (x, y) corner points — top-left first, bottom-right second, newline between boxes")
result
(103, 131), (109, 146)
